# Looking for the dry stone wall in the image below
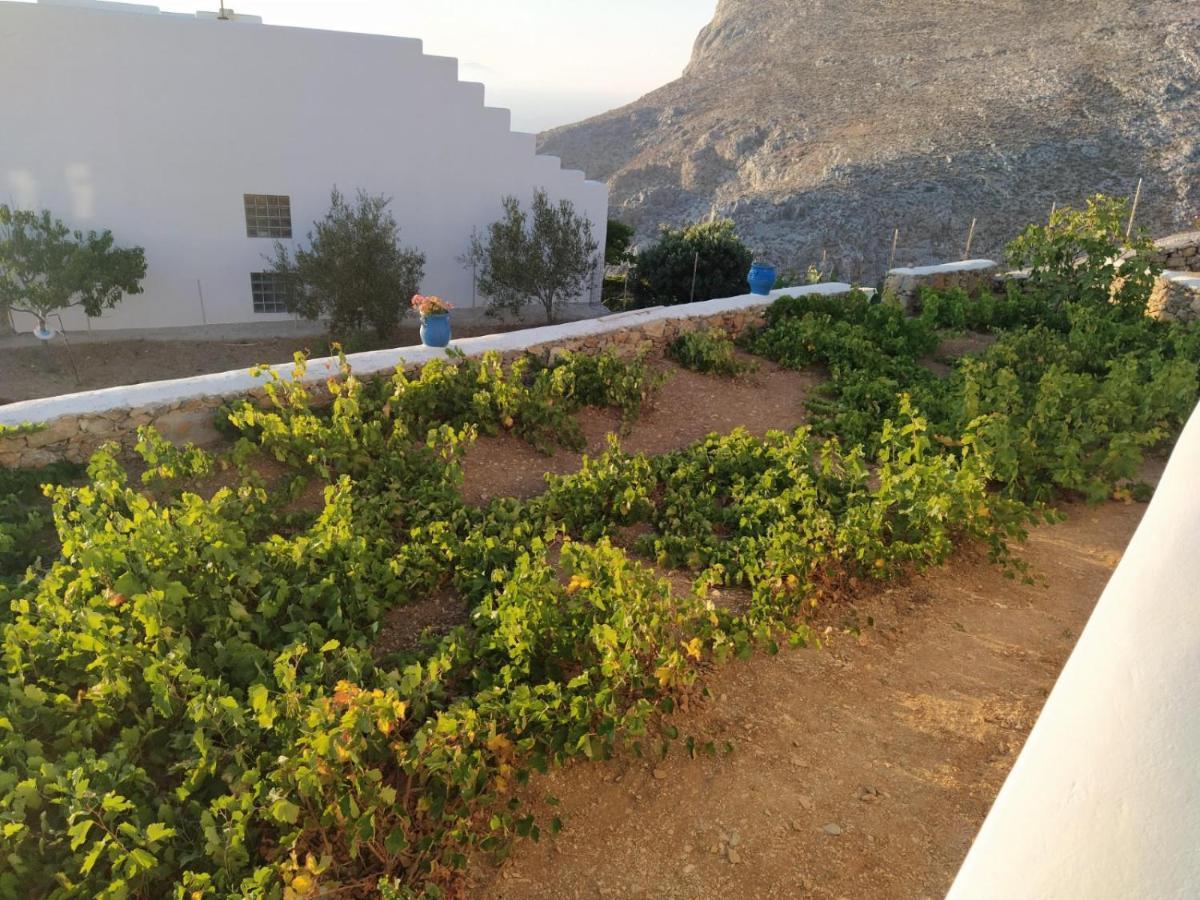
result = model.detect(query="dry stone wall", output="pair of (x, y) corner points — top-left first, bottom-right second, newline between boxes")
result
(0, 287), (850, 469)
(1148, 271), (1200, 324)
(1151, 231), (1200, 273)
(881, 260), (1000, 312)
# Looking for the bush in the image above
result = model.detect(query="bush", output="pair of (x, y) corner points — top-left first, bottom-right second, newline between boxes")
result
(1005, 194), (1161, 317)
(270, 188), (426, 340)
(631, 219), (752, 306)
(668, 328), (750, 376)
(604, 219), (635, 267)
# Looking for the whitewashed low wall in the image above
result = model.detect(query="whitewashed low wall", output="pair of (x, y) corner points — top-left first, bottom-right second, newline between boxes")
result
(949, 401), (1200, 898)
(0, 284), (855, 465)
(882, 259), (999, 311)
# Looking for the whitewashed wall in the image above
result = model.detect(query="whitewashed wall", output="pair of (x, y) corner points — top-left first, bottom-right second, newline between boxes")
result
(0, 0), (608, 332)
(949, 402), (1200, 898)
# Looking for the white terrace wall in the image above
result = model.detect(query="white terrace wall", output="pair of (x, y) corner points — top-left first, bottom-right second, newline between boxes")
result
(949, 400), (1200, 898)
(0, 0), (607, 333)
(0, 284), (857, 467)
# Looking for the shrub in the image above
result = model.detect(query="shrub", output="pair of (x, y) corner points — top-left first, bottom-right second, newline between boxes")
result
(631, 219), (752, 306)
(604, 218), (635, 267)
(668, 328), (750, 376)
(1005, 194), (1161, 317)
(466, 189), (600, 324)
(270, 188), (426, 340)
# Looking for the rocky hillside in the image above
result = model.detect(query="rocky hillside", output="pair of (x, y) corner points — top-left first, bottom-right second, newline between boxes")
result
(539, 0), (1200, 279)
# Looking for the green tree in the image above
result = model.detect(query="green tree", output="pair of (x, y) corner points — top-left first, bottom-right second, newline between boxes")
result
(466, 189), (599, 324)
(631, 219), (752, 307)
(271, 188), (426, 340)
(605, 218), (635, 266)
(0, 205), (146, 332)
(1005, 194), (1161, 316)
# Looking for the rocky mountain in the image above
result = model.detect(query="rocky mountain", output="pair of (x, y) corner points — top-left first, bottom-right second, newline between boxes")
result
(539, 0), (1200, 280)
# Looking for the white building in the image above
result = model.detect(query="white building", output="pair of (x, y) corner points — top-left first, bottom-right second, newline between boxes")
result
(0, 0), (608, 333)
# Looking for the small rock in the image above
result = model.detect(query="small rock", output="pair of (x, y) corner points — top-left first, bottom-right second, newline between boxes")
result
(652, 767), (668, 780)
(683, 864), (697, 875)
(789, 819), (803, 832)
(727, 848), (742, 865)
(728, 830), (742, 847)
(797, 794), (814, 810)
(822, 823), (844, 836)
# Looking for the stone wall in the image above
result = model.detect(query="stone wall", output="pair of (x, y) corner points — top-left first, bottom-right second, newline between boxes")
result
(0, 286), (852, 469)
(1150, 231), (1200, 273)
(1147, 271), (1200, 324)
(881, 260), (1000, 312)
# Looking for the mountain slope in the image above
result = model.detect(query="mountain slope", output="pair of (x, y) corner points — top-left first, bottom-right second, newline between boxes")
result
(539, 0), (1200, 278)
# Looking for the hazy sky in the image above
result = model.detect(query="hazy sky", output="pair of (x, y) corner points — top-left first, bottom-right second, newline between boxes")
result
(117, 0), (719, 132)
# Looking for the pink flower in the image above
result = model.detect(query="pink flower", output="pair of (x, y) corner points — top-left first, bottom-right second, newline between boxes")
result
(411, 294), (453, 315)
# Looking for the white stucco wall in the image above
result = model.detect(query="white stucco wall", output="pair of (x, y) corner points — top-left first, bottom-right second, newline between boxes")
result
(0, 283), (859, 426)
(949, 401), (1200, 898)
(0, 0), (608, 333)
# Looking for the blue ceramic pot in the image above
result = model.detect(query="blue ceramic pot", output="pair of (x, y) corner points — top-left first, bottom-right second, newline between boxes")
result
(420, 313), (451, 348)
(747, 263), (777, 296)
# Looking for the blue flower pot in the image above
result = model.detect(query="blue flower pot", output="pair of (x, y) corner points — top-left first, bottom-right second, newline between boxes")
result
(420, 313), (451, 348)
(747, 263), (777, 296)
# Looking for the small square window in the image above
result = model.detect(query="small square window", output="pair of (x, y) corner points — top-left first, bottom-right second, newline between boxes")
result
(244, 194), (292, 238)
(250, 272), (289, 314)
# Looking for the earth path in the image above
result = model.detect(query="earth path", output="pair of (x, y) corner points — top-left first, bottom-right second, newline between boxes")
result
(472, 491), (1151, 899)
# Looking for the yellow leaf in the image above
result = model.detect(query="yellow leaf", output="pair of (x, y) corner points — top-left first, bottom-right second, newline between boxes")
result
(682, 637), (703, 661)
(486, 733), (514, 756)
(291, 873), (314, 894)
(655, 665), (672, 687)
(566, 575), (592, 595)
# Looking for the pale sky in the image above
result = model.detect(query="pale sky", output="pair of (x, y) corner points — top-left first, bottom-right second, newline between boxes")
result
(101, 0), (719, 132)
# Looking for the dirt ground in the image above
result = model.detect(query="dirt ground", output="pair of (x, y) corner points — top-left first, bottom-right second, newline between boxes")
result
(471, 484), (1156, 899)
(461, 356), (822, 503)
(0, 320), (556, 404)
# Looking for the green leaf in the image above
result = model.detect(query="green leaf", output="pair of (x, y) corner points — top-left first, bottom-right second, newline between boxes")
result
(144, 823), (174, 844)
(127, 848), (156, 872)
(271, 799), (301, 825)
(67, 820), (93, 851)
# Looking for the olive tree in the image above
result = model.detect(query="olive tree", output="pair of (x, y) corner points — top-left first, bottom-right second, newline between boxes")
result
(271, 188), (425, 339)
(0, 205), (146, 332)
(466, 189), (599, 324)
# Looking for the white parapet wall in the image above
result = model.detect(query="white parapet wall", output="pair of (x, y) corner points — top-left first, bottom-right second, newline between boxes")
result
(882, 259), (1000, 312)
(948, 400), (1200, 898)
(0, 283), (860, 465)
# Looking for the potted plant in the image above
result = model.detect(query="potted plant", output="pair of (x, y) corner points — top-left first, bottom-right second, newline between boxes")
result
(411, 294), (453, 347)
(747, 261), (777, 296)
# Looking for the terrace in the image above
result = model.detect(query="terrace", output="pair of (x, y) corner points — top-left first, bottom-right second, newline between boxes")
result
(0, 212), (1196, 897)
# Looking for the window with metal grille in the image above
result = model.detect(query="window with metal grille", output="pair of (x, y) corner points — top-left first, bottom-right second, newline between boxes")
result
(243, 194), (292, 238)
(250, 272), (289, 314)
